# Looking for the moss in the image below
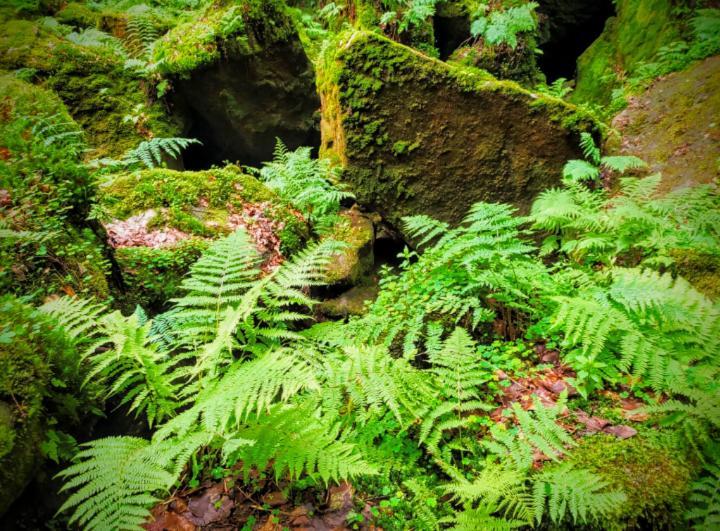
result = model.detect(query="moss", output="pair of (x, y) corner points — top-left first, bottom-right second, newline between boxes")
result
(101, 165), (279, 222)
(114, 238), (208, 311)
(323, 209), (374, 285)
(0, 295), (82, 514)
(101, 164), (309, 262)
(318, 30), (598, 233)
(0, 18), (179, 158)
(671, 249), (720, 300)
(55, 2), (100, 28)
(572, 0), (681, 105)
(561, 430), (696, 528)
(153, 0), (295, 77)
(0, 74), (110, 300)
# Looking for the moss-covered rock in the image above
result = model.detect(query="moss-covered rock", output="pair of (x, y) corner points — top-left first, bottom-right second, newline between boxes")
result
(561, 430), (696, 528)
(323, 208), (375, 286)
(572, 0), (681, 106)
(0, 74), (110, 300)
(156, 0), (319, 167)
(0, 296), (74, 515)
(0, 17), (179, 159)
(318, 31), (597, 233)
(610, 55), (720, 193)
(99, 165), (309, 308)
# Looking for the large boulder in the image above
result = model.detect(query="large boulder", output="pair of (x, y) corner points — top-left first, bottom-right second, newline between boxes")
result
(155, 0), (320, 167)
(0, 18), (179, 159)
(98, 165), (309, 309)
(572, 0), (680, 105)
(318, 31), (596, 233)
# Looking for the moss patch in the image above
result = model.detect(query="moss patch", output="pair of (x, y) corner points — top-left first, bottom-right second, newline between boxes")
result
(323, 208), (375, 285)
(153, 0), (295, 77)
(318, 31), (598, 233)
(0, 74), (110, 300)
(562, 430), (696, 528)
(114, 238), (208, 311)
(572, 0), (681, 106)
(0, 18), (179, 158)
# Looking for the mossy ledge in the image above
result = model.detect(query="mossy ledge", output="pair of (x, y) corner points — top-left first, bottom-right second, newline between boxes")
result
(318, 31), (599, 233)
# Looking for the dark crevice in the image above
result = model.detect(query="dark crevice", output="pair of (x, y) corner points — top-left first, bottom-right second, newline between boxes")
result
(434, 12), (471, 60)
(536, 0), (615, 82)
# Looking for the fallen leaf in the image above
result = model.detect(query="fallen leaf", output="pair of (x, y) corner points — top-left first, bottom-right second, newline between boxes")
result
(603, 425), (638, 439)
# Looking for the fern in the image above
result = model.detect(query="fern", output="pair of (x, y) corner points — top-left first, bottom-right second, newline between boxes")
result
(686, 456), (720, 530)
(483, 394), (574, 471)
(444, 504), (527, 530)
(257, 139), (354, 232)
(551, 268), (719, 393)
(124, 9), (159, 59)
(85, 311), (185, 427)
(226, 403), (376, 483)
(353, 202), (546, 355)
(445, 464), (532, 523)
(97, 137), (201, 169)
(420, 328), (493, 458)
(57, 433), (208, 531)
(470, 2), (538, 49)
(532, 464), (626, 525)
(39, 296), (106, 346)
(324, 344), (431, 425)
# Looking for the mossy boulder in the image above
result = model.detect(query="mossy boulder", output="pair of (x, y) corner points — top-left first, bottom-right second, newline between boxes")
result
(0, 17), (179, 159)
(0, 296), (80, 515)
(323, 208), (375, 286)
(319, 31), (597, 234)
(0, 74), (110, 300)
(561, 431), (696, 528)
(99, 165), (309, 308)
(156, 0), (320, 167)
(572, 0), (681, 105)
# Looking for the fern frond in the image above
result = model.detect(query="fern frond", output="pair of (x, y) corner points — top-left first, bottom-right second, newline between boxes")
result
(532, 464), (626, 525)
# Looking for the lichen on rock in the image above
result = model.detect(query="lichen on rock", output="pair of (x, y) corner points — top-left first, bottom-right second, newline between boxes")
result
(318, 30), (598, 235)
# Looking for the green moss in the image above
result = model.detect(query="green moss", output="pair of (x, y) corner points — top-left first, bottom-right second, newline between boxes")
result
(101, 164), (309, 254)
(101, 165), (276, 220)
(115, 238), (208, 311)
(323, 209), (374, 285)
(573, 0), (681, 105)
(671, 249), (720, 300)
(55, 2), (100, 28)
(0, 74), (110, 300)
(0, 18), (179, 158)
(561, 430), (696, 528)
(0, 295), (84, 514)
(154, 0), (294, 76)
(319, 31), (598, 231)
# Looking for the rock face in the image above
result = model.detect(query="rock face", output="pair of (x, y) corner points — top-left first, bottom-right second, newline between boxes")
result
(319, 31), (596, 233)
(611, 55), (720, 193)
(572, 0), (680, 105)
(156, 0), (320, 167)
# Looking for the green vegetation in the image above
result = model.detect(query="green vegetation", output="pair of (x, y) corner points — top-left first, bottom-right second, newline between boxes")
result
(1, 0), (718, 529)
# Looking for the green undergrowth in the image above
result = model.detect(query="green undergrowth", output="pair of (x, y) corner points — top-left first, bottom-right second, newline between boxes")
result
(0, 73), (110, 300)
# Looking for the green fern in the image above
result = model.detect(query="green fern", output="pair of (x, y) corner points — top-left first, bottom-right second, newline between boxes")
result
(421, 328), (493, 458)
(532, 464), (626, 525)
(57, 433), (208, 531)
(226, 403), (376, 483)
(257, 139), (354, 232)
(353, 202), (544, 355)
(686, 456), (720, 530)
(483, 394), (574, 471)
(102, 137), (201, 169)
